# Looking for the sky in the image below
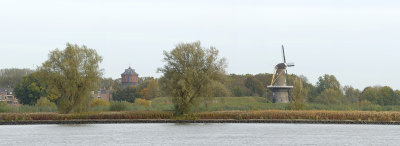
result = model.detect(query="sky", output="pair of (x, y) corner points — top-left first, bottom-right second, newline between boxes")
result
(1, 0), (400, 90)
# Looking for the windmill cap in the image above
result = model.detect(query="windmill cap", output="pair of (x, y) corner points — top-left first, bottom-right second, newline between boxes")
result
(275, 63), (287, 69)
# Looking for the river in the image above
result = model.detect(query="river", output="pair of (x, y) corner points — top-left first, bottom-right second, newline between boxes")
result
(1, 123), (399, 145)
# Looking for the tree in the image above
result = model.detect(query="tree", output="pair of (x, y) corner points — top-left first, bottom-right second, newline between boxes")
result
(101, 78), (114, 90)
(360, 87), (380, 105)
(379, 86), (399, 105)
(244, 75), (265, 97)
(158, 41), (227, 115)
(140, 79), (159, 100)
(343, 85), (361, 104)
(41, 43), (103, 114)
(288, 77), (307, 110)
(36, 97), (56, 108)
(113, 87), (142, 103)
(0, 68), (33, 88)
(14, 71), (59, 105)
(317, 88), (343, 104)
(315, 74), (341, 94)
(14, 72), (47, 105)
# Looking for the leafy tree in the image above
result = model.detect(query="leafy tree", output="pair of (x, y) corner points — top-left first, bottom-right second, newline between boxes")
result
(288, 77), (307, 110)
(14, 72), (60, 105)
(112, 87), (142, 103)
(360, 87), (380, 105)
(317, 88), (343, 104)
(41, 43), (103, 114)
(140, 79), (159, 100)
(158, 41), (227, 115)
(89, 98), (110, 108)
(208, 80), (230, 97)
(315, 74), (341, 94)
(379, 86), (398, 105)
(343, 85), (361, 104)
(244, 75), (265, 97)
(135, 98), (152, 108)
(0, 68), (33, 88)
(101, 78), (114, 90)
(225, 74), (251, 97)
(14, 72), (47, 105)
(36, 97), (56, 108)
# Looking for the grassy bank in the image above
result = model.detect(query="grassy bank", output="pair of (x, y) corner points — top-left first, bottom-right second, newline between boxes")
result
(1, 96), (400, 113)
(1, 110), (400, 123)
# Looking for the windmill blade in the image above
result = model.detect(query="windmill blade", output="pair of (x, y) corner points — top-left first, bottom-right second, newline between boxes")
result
(282, 45), (286, 63)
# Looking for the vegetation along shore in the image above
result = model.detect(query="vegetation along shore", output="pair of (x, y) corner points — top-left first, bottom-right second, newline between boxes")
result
(2, 42), (400, 125)
(2, 110), (400, 125)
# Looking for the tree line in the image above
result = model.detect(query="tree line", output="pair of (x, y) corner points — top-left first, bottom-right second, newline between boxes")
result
(2, 41), (399, 115)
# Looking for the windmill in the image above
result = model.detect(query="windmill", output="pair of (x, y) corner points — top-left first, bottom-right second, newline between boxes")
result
(267, 45), (295, 103)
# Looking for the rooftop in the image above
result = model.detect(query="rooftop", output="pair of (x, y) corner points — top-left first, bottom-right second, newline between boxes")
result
(0, 88), (13, 93)
(121, 67), (138, 75)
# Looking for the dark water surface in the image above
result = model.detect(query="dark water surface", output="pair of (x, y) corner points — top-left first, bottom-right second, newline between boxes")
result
(1, 123), (400, 145)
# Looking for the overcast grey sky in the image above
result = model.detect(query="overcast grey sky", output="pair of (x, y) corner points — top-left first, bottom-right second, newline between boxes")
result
(1, 0), (400, 90)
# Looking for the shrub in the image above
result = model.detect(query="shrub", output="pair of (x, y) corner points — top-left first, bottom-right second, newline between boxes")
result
(36, 97), (56, 108)
(0, 101), (9, 112)
(109, 101), (130, 111)
(135, 98), (152, 108)
(89, 98), (110, 108)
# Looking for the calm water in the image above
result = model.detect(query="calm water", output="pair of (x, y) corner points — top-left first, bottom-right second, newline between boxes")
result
(1, 123), (400, 146)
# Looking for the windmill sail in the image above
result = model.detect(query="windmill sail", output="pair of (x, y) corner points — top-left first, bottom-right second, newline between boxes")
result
(282, 45), (286, 63)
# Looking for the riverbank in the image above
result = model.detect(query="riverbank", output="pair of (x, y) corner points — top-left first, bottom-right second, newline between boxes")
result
(2, 119), (400, 125)
(2, 110), (400, 125)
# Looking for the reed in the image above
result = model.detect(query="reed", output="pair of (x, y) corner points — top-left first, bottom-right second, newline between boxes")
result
(0, 111), (173, 121)
(1, 110), (400, 122)
(194, 110), (400, 122)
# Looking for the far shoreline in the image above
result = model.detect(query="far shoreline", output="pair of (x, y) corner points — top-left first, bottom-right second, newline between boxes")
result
(2, 119), (400, 125)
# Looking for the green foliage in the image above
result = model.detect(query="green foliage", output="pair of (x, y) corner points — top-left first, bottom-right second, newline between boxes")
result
(140, 78), (160, 100)
(225, 74), (252, 97)
(317, 88), (344, 104)
(0, 68), (33, 88)
(360, 86), (399, 106)
(109, 101), (130, 111)
(158, 41), (227, 115)
(112, 87), (142, 103)
(311, 74), (344, 104)
(208, 81), (231, 97)
(89, 98), (110, 108)
(14, 72), (58, 105)
(135, 98), (152, 108)
(244, 75), (265, 97)
(0, 101), (9, 113)
(288, 78), (307, 110)
(101, 78), (115, 90)
(41, 43), (103, 114)
(343, 85), (361, 104)
(35, 97), (56, 108)
(315, 74), (342, 94)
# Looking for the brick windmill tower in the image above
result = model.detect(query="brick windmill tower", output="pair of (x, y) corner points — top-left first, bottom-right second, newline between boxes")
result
(267, 45), (295, 103)
(121, 66), (139, 88)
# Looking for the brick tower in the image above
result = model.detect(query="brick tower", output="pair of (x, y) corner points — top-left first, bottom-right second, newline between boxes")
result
(121, 66), (139, 88)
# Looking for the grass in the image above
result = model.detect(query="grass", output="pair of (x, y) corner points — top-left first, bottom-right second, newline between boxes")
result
(0, 105), (57, 113)
(1, 110), (400, 122)
(0, 111), (173, 121)
(1, 96), (400, 113)
(194, 110), (400, 122)
(2, 97), (400, 123)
